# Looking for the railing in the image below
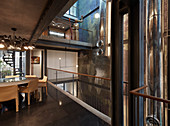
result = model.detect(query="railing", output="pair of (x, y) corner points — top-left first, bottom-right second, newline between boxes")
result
(130, 86), (169, 126)
(47, 67), (129, 126)
(48, 67), (111, 116)
(41, 18), (94, 44)
(78, 28), (93, 43)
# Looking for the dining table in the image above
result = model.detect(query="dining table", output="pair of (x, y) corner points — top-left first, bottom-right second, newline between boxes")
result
(0, 77), (42, 101)
(0, 77), (36, 87)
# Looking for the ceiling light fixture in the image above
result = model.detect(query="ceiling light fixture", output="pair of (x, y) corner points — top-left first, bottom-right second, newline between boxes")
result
(0, 28), (36, 51)
(0, 43), (5, 48)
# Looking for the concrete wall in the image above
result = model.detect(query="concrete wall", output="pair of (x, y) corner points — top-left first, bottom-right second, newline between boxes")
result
(78, 50), (111, 116)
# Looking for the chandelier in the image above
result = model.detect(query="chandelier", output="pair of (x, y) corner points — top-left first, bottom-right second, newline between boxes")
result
(0, 28), (35, 51)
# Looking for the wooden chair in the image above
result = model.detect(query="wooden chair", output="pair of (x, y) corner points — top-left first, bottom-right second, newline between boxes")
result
(5, 75), (19, 78)
(25, 75), (37, 78)
(38, 76), (48, 96)
(19, 79), (38, 105)
(0, 85), (19, 112)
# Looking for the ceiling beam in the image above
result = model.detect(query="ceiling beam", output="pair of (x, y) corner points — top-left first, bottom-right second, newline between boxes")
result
(36, 39), (92, 50)
(29, 0), (77, 43)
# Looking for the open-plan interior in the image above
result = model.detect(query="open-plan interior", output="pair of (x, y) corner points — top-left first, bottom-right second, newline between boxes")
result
(0, 0), (170, 126)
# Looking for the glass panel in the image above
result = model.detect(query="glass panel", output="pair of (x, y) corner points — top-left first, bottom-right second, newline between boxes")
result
(15, 52), (20, 69)
(47, 68), (111, 117)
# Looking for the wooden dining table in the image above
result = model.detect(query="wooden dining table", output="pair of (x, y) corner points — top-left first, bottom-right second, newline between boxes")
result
(0, 77), (42, 98)
(0, 77), (43, 102)
(0, 77), (29, 87)
(0, 77), (35, 87)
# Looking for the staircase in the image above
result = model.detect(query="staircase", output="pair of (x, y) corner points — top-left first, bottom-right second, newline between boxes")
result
(2, 51), (20, 75)
(3, 51), (14, 67)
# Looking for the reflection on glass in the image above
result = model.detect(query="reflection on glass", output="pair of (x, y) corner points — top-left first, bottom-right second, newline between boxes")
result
(0, 77), (26, 83)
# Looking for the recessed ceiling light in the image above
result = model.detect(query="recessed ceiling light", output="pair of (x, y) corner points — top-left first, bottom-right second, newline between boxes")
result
(58, 25), (60, 28)
(62, 26), (65, 29)
(24, 46), (28, 50)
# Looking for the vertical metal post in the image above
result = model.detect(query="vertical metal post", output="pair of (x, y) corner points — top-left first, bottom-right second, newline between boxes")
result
(135, 96), (138, 126)
(56, 71), (57, 84)
(41, 51), (43, 79)
(111, 0), (123, 126)
(63, 83), (65, 91)
(45, 49), (47, 76)
(73, 74), (74, 95)
(168, 0), (170, 125)
(128, 1), (140, 125)
(76, 80), (78, 97)
(13, 51), (15, 75)
(139, 0), (144, 125)
(26, 50), (30, 75)
(59, 59), (61, 69)
(126, 83), (128, 126)
(19, 51), (22, 77)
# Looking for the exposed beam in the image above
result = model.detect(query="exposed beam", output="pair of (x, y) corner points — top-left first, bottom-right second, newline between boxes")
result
(57, 0), (77, 17)
(36, 45), (86, 52)
(29, 0), (77, 43)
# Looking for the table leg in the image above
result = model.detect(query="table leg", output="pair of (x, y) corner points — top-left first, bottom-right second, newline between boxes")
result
(38, 88), (42, 102)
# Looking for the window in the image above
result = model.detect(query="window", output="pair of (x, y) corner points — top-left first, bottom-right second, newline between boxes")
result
(64, 2), (78, 17)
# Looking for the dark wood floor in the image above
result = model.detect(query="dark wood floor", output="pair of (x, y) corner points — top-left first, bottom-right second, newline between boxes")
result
(0, 84), (110, 126)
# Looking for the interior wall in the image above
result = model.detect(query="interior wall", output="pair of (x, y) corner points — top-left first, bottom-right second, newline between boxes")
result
(47, 50), (78, 79)
(31, 49), (42, 78)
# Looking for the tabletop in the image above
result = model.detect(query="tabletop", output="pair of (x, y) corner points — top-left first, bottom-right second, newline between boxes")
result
(0, 77), (37, 87)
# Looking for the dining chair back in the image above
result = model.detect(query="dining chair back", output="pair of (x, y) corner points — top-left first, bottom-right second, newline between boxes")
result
(19, 78), (38, 105)
(0, 85), (19, 112)
(5, 75), (19, 78)
(38, 76), (48, 96)
(28, 79), (38, 92)
(25, 75), (37, 78)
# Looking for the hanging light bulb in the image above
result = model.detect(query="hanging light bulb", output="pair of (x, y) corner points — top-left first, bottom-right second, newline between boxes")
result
(0, 43), (5, 48)
(7, 45), (14, 49)
(24, 46), (28, 50)
(1, 28), (30, 51)
(28, 46), (33, 50)
(16, 47), (21, 50)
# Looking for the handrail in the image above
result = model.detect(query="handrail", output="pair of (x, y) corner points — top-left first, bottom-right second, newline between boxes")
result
(123, 81), (128, 84)
(130, 86), (170, 104)
(48, 81), (111, 125)
(48, 67), (111, 81)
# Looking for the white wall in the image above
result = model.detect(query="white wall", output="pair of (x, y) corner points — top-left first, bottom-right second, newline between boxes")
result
(31, 49), (42, 78)
(47, 50), (78, 79)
